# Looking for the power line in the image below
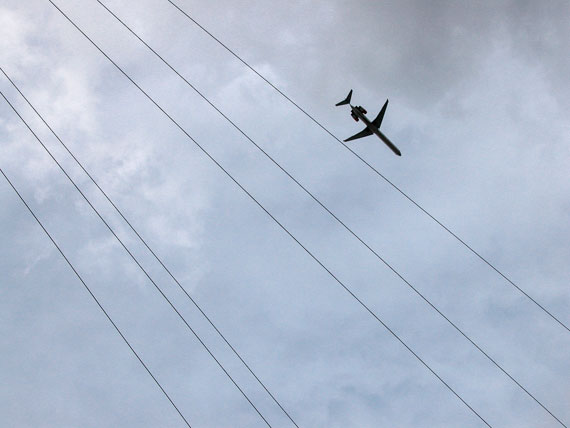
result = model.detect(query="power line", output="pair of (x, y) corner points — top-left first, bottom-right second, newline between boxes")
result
(165, 0), (569, 335)
(0, 90), (272, 428)
(45, 2), (492, 425)
(86, 2), (566, 425)
(0, 167), (192, 428)
(1, 66), (299, 428)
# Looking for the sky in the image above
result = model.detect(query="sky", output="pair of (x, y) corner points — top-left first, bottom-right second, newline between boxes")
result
(1, 0), (569, 427)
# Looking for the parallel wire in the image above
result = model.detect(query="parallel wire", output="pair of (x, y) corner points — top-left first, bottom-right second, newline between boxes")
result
(1, 65), (298, 428)
(0, 90), (272, 428)
(165, 0), (569, 335)
(0, 167), (192, 428)
(88, 2), (565, 425)
(45, 2), (492, 426)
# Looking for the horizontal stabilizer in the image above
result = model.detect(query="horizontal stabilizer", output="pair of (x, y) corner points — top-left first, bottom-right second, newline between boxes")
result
(335, 89), (353, 106)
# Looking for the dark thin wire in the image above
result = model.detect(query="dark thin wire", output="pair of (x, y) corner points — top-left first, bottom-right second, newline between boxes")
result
(87, 3), (566, 425)
(1, 65), (298, 428)
(0, 167), (192, 428)
(0, 90), (272, 428)
(166, 0), (569, 335)
(45, 2), (492, 426)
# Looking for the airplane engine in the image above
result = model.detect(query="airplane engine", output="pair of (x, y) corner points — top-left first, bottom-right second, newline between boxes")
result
(358, 106), (367, 114)
(351, 112), (359, 121)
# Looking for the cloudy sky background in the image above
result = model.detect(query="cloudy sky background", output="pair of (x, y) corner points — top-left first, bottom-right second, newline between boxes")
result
(1, 0), (569, 426)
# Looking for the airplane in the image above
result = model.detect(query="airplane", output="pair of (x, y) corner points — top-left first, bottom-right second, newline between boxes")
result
(336, 90), (401, 156)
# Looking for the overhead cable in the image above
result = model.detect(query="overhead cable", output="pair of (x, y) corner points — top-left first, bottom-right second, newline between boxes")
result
(0, 167), (192, 428)
(86, 2), (566, 425)
(1, 64), (299, 428)
(165, 0), (569, 335)
(45, 2), (492, 425)
(0, 89), (272, 428)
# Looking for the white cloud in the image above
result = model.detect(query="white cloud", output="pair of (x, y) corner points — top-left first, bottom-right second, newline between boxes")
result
(1, 1), (568, 427)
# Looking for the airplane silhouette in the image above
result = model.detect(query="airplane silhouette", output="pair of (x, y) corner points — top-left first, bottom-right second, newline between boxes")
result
(336, 90), (401, 156)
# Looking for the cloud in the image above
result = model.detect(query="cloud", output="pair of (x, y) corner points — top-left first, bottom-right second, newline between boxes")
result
(1, 1), (568, 427)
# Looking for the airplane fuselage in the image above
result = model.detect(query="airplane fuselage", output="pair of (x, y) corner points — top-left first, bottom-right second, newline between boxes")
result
(350, 105), (401, 156)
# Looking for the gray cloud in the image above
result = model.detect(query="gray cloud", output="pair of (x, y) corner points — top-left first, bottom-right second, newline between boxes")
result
(1, 0), (568, 427)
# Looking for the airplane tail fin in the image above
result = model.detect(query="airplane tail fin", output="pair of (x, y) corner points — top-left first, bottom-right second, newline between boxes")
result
(335, 89), (353, 106)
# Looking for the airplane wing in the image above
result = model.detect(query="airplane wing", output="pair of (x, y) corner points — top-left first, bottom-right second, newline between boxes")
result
(372, 99), (389, 128)
(344, 127), (373, 142)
